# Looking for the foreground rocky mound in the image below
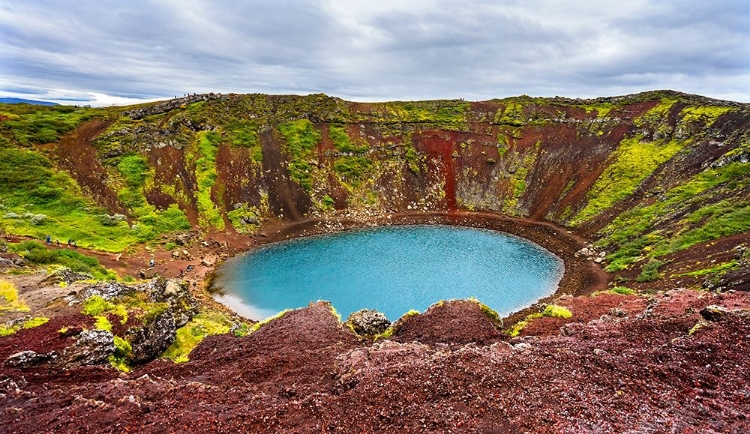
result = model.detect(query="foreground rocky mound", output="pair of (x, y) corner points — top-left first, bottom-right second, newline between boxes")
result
(1, 293), (748, 433)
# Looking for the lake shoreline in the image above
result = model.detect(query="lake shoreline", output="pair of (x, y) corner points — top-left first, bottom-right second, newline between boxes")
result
(219, 211), (610, 323)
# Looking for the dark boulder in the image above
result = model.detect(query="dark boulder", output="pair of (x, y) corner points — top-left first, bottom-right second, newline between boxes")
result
(61, 330), (115, 366)
(700, 305), (727, 321)
(126, 311), (177, 364)
(346, 309), (391, 338)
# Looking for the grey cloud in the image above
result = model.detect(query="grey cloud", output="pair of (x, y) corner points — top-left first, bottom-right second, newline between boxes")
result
(0, 0), (747, 105)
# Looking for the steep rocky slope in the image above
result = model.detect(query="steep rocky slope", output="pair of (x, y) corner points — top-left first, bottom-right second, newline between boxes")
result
(2, 90), (747, 287)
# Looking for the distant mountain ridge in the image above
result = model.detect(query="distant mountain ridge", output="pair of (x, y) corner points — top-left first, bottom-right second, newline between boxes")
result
(0, 97), (58, 106)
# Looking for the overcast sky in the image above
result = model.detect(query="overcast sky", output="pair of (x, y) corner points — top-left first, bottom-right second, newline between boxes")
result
(1, 0), (748, 106)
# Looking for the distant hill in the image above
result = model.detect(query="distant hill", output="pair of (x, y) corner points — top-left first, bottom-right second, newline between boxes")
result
(0, 97), (58, 106)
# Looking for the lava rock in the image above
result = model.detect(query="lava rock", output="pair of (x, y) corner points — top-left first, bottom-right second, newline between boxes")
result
(201, 255), (217, 267)
(126, 311), (177, 365)
(346, 309), (391, 338)
(79, 281), (134, 300)
(4, 350), (57, 368)
(61, 330), (115, 366)
(139, 268), (159, 279)
(700, 305), (727, 321)
(40, 268), (92, 286)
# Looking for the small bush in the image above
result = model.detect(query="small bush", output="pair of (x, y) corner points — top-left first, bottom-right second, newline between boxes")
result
(542, 304), (572, 318)
(0, 280), (29, 312)
(637, 259), (664, 282)
(611, 286), (635, 295)
(22, 317), (49, 329)
(82, 295), (115, 316)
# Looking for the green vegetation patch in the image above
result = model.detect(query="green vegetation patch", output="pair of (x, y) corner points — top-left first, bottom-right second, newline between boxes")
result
(677, 261), (738, 277)
(82, 295), (128, 323)
(186, 131), (225, 229)
(0, 147), (137, 251)
(0, 104), (95, 146)
(494, 102), (525, 126)
(573, 136), (686, 224)
(0, 279), (29, 312)
(610, 286), (636, 295)
(600, 161), (750, 271)
(226, 119), (263, 162)
(469, 297), (502, 325)
(507, 304), (572, 337)
(383, 101), (469, 129)
(679, 106), (733, 126)
(278, 119), (321, 192)
(0, 316), (49, 336)
(637, 259), (665, 282)
(162, 311), (235, 363)
(110, 335), (133, 372)
(10, 241), (116, 281)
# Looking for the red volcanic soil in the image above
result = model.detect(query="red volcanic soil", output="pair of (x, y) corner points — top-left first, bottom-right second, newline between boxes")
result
(2, 293), (749, 433)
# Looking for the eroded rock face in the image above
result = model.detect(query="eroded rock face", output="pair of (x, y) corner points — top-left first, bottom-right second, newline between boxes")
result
(147, 277), (198, 328)
(126, 311), (176, 365)
(346, 309), (391, 338)
(61, 330), (115, 366)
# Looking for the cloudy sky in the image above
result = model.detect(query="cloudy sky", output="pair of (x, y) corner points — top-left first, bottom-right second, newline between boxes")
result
(1, 0), (748, 106)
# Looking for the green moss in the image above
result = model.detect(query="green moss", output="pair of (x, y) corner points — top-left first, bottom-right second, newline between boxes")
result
(542, 304), (572, 318)
(0, 280), (29, 312)
(494, 102), (525, 126)
(678, 261), (738, 277)
(573, 136), (686, 224)
(657, 204), (750, 257)
(278, 119), (321, 192)
(404, 140), (421, 174)
(679, 106), (733, 126)
(226, 119), (263, 162)
(227, 204), (262, 234)
(109, 335), (132, 372)
(333, 156), (374, 187)
(383, 101), (469, 128)
(162, 312), (235, 363)
(81, 295), (128, 323)
(610, 286), (635, 295)
(579, 103), (614, 118)
(22, 316), (49, 329)
(186, 131), (224, 230)
(93, 315), (112, 332)
(0, 316), (48, 336)
(507, 304), (572, 336)
(469, 297), (502, 324)
(634, 98), (676, 128)
(637, 259), (665, 282)
(329, 125), (368, 153)
(82, 295), (115, 315)
(0, 104), (95, 146)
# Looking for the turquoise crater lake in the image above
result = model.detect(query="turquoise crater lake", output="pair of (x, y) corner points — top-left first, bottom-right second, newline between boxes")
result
(212, 225), (564, 321)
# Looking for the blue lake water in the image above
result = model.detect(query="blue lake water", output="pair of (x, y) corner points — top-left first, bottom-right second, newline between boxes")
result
(212, 225), (563, 321)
